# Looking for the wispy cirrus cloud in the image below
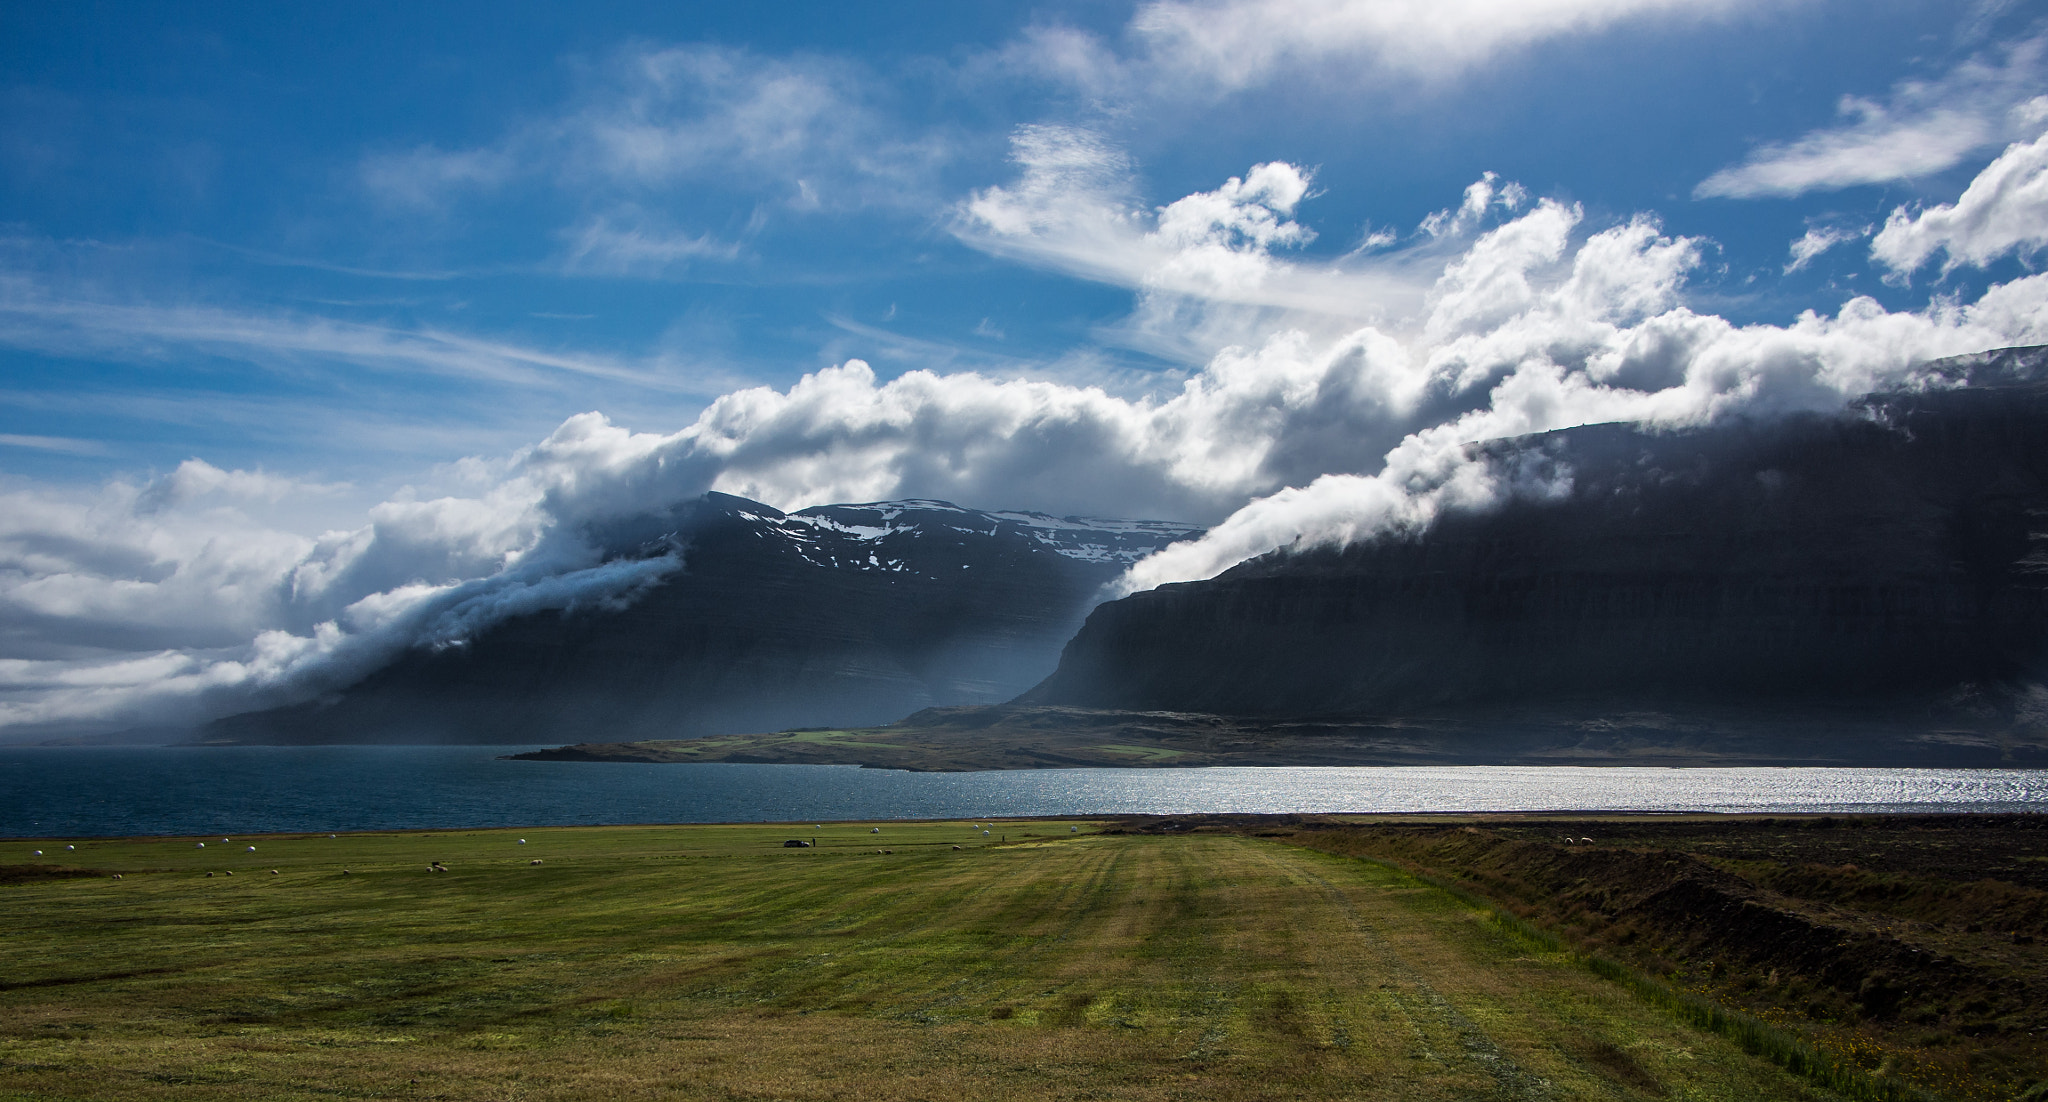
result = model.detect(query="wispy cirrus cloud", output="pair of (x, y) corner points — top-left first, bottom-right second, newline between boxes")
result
(1783, 223), (1871, 274)
(1697, 33), (2048, 199)
(357, 44), (955, 274)
(0, 433), (110, 456)
(558, 214), (744, 278)
(1129, 0), (1781, 89)
(0, 267), (711, 396)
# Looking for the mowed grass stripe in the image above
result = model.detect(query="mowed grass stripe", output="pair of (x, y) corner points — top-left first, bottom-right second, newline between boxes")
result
(2, 825), (1851, 1101)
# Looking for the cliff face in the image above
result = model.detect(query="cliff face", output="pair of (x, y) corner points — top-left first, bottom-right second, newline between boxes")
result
(203, 495), (1199, 744)
(1027, 370), (2048, 721)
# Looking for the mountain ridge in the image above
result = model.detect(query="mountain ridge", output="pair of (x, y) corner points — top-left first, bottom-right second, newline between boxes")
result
(198, 494), (1201, 744)
(1021, 349), (2048, 732)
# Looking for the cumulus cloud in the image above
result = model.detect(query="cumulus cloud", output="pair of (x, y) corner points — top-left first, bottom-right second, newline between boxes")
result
(1871, 130), (2048, 275)
(1697, 34), (2048, 199)
(1129, 0), (1769, 88)
(8, 150), (2048, 737)
(957, 126), (1430, 362)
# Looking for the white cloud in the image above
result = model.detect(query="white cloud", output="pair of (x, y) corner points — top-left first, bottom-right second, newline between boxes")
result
(7, 159), (2048, 737)
(559, 214), (742, 277)
(359, 146), (517, 210)
(1783, 223), (1871, 274)
(1125, 267), (2048, 592)
(0, 433), (108, 455)
(1697, 34), (2048, 199)
(0, 255), (715, 396)
(1129, 0), (1771, 88)
(956, 126), (1432, 361)
(358, 44), (951, 260)
(1871, 130), (2048, 275)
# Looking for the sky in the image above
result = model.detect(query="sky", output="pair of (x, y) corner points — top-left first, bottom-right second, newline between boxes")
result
(3, 0), (2048, 737)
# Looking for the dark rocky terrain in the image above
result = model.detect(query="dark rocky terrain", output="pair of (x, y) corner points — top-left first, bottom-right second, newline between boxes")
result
(1024, 347), (2048, 743)
(202, 496), (1199, 744)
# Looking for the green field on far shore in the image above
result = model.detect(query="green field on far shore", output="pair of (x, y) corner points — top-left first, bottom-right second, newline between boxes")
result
(3, 822), (1855, 1101)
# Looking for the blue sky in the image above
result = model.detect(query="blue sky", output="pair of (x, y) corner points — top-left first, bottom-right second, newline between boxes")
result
(3, 0), (2047, 733)
(3, 0), (2036, 491)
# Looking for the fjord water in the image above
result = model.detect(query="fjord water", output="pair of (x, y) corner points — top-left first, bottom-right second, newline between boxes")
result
(2, 746), (2044, 838)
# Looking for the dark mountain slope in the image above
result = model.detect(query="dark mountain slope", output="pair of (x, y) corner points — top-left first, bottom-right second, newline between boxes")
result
(1027, 354), (2048, 726)
(203, 495), (1199, 744)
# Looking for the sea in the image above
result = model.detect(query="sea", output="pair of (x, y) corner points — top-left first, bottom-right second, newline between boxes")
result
(0, 745), (2044, 838)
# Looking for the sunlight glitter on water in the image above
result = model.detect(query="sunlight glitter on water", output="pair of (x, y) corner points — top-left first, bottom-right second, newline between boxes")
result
(0, 748), (2041, 837)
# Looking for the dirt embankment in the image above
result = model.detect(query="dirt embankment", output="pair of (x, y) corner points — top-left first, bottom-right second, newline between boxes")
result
(1110, 813), (2048, 1099)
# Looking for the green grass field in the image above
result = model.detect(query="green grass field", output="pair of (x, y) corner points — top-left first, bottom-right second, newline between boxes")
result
(2, 822), (1859, 1101)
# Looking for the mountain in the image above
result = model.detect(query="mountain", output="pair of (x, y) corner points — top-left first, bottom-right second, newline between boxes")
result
(201, 495), (1201, 744)
(1024, 348), (2048, 735)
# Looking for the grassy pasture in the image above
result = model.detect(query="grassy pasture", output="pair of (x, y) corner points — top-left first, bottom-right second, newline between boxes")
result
(2, 823), (1852, 1101)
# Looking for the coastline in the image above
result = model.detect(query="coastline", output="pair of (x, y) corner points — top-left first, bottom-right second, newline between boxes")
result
(504, 704), (2048, 771)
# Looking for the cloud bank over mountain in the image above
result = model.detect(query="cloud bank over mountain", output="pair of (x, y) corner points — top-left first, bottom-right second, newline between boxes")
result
(6, 122), (2048, 736)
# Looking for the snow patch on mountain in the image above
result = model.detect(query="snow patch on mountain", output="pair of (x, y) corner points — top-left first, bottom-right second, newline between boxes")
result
(773, 499), (1202, 569)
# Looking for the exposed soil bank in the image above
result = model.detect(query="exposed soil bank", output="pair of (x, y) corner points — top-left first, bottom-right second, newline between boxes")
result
(1112, 812), (2048, 1099)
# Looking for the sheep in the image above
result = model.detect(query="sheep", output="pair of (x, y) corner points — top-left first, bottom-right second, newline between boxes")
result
(270, 870), (279, 875)
(529, 859), (542, 865)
